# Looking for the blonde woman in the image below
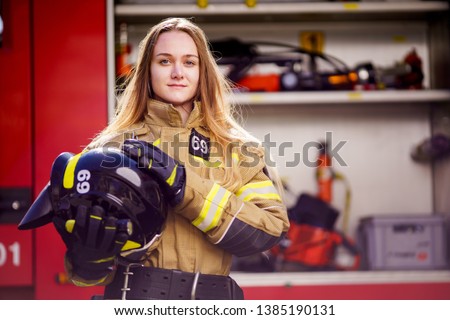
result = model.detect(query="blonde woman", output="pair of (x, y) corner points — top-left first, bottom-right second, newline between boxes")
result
(62, 17), (289, 300)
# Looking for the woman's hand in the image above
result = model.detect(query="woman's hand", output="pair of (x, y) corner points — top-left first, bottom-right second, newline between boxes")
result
(122, 139), (186, 206)
(53, 205), (129, 281)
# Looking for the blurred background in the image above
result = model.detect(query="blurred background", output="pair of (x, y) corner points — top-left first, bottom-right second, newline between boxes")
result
(0, 0), (449, 299)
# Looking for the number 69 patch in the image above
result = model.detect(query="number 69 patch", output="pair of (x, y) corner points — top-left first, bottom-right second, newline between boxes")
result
(189, 129), (210, 161)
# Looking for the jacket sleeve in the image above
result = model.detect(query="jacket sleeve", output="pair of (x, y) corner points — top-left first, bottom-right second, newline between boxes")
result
(174, 151), (290, 257)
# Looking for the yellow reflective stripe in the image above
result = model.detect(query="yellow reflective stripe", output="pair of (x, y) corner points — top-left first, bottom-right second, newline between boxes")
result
(232, 152), (239, 163)
(91, 256), (115, 263)
(236, 180), (272, 196)
(192, 155), (204, 163)
(90, 215), (102, 221)
(211, 189), (232, 231)
(217, 152), (239, 168)
(153, 138), (161, 147)
(72, 275), (108, 287)
(193, 183), (231, 232)
(166, 164), (178, 186)
(148, 158), (153, 169)
(190, 153), (238, 168)
(236, 180), (282, 202)
(193, 184), (220, 228)
(241, 192), (281, 202)
(192, 155), (221, 168)
(62, 153), (83, 189)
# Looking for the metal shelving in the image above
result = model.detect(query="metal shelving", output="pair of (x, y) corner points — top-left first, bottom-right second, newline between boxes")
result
(232, 89), (450, 106)
(231, 270), (450, 286)
(113, 1), (450, 108)
(115, 1), (449, 17)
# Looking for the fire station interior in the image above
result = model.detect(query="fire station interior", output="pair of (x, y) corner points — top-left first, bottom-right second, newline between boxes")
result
(1, 0), (450, 299)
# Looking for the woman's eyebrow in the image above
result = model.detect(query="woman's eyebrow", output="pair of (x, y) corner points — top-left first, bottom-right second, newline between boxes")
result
(155, 52), (198, 59)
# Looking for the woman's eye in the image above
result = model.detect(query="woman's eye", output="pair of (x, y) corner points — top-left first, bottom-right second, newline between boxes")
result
(159, 59), (170, 65)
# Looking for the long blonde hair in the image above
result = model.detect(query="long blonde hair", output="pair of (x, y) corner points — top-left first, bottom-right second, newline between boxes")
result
(89, 17), (281, 193)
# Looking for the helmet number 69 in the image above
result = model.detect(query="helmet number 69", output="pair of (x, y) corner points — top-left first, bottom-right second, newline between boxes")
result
(76, 169), (91, 194)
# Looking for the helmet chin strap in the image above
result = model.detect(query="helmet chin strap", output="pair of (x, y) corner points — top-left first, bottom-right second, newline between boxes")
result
(118, 232), (163, 264)
(115, 233), (163, 300)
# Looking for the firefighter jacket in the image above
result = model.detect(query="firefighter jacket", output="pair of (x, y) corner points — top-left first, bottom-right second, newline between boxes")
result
(68, 99), (289, 285)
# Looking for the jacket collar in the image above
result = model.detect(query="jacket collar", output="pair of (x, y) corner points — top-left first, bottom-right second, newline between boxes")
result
(145, 99), (206, 129)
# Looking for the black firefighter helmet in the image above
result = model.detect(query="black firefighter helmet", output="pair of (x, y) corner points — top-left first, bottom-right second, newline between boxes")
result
(18, 147), (168, 256)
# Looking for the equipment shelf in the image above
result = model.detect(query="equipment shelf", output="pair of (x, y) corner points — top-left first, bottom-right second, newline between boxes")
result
(115, 1), (449, 17)
(231, 90), (450, 106)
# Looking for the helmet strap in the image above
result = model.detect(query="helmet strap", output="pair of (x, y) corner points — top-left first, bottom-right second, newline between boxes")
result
(118, 233), (163, 264)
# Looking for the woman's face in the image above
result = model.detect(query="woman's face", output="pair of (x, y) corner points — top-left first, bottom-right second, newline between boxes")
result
(150, 30), (200, 107)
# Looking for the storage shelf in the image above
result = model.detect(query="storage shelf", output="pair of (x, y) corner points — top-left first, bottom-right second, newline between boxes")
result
(231, 270), (450, 287)
(231, 89), (450, 106)
(115, 1), (449, 24)
(116, 1), (449, 17)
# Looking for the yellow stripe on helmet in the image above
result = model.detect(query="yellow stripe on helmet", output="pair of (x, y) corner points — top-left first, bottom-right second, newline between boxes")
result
(166, 164), (178, 186)
(62, 152), (83, 189)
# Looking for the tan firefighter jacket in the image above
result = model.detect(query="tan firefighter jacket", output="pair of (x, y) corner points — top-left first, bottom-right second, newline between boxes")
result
(68, 99), (289, 286)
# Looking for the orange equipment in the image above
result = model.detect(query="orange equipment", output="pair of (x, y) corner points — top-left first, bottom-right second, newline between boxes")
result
(279, 194), (360, 271)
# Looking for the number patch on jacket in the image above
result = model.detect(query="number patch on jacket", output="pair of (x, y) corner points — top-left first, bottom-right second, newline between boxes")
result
(189, 129), (210, 160)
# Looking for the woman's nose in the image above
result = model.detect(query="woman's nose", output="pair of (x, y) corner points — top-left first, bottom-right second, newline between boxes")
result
(171, 64), (183, 79)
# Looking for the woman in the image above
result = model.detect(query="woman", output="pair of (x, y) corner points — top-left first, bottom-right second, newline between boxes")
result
(61, 17), (289, 300)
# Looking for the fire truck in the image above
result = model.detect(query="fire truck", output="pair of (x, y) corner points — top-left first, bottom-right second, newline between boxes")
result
(0, 0), (107, 299)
